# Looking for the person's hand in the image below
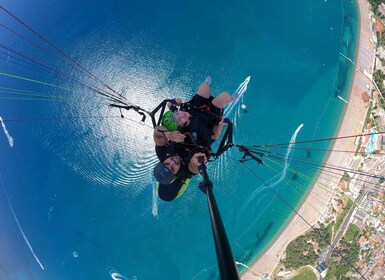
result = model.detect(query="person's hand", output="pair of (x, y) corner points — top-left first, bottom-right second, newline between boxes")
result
(218, 118), (228, 127)
(191, 152), (207, 166)
(188, 152), (208, 174)
(167, 98), (183, 108)
(164, 130), (186, 143)
(220, 117), (231, 126)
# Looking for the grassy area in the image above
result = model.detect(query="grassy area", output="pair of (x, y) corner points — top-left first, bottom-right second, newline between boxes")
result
(343, 224), (361, 243)
(291, 267), (318, 280)
(363, 101), (373, 131)
(335, 198), (353, 231)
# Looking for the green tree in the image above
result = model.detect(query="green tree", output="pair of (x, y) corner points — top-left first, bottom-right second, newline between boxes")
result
(285, 236), (318, 269)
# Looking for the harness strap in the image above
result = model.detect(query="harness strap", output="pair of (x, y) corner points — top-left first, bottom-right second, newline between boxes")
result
(181, 101), (222, 123)
(212, 121), (233, 159)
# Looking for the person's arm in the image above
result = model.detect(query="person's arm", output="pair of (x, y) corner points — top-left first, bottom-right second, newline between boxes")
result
(188, 152), (207, 174)
(153, 126), (186, 146)
(212, 119), (227, 140)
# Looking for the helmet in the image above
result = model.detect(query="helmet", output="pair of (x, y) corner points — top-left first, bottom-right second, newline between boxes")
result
(162, 111), (178, 131)
(153, 162), (177, 184)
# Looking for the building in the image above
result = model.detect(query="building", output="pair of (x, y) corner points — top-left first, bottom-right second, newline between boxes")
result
(382, 135), (385, 150)
(379, 3), (385, 18)
(316, 262), (328, 278)
(353, 209), (368, 228)
(355, 209), (368, 222)
(377, 19), (385, 34)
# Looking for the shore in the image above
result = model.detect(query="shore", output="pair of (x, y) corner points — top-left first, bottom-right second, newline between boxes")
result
(241, 0), (376, 278)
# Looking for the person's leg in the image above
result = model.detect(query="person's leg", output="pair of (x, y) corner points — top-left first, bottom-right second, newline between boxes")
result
(211, 92), (232, 109)
(196, 77), (211, 99)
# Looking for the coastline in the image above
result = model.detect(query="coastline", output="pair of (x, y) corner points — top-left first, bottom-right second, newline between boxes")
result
(241, 0), (376, 278)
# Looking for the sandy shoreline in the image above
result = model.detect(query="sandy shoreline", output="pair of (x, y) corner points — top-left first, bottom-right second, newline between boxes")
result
(241, 0), (376, 278)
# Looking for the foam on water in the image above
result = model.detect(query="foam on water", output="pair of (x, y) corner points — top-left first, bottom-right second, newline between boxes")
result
(1, 180), (44, 270)
(241, 124), (304, 211)
(107, 267), (131, 280)
(269, 123), (304, 188)
(0, 116), (14, 147)
(152, 182), (158, 218)
(235, 261), (259, 276)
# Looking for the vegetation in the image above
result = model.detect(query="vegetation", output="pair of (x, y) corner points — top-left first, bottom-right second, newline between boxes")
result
(369, 0), (384, 13)
(341, 172), (350, 182)
(284, 223), (333, 270)
(374, 69), (385, 94)
(355, 137), (363, 156)
(343, 224), (361, 243)
(335, 198), (353, 232)
(325, 224), (361, 279)
(308, 222), (334, 250)
(372, 2), (385, 46)
(379, 95), (385, 109)
(285, 235), (319, 270)
(378, 32), (385, 47)
(291, 267), (318, 280)
(364, 101), (374, 130)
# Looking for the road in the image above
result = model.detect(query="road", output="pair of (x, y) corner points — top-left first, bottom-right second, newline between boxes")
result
(323, 189), (367, 262)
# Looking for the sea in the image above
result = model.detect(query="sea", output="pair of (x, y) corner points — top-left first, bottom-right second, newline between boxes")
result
(0, 0), (359, 279)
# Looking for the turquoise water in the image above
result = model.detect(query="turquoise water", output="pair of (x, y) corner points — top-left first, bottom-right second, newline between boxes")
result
(365, 131), (376, 154)
(0, 0), (358, 279)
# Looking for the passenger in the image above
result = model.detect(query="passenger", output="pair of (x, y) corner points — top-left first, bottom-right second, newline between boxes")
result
(153, 77), (237, 201)
(153, 126), (207, 201)
(161, 76), (237, 148)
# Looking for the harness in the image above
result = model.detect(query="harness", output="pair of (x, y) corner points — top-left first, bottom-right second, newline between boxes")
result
(150, 99), (233, 160)
(180, 100), (222, 125)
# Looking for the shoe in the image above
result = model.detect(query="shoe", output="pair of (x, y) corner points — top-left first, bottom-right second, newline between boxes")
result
(231, 92), (239, 100)
(204, 76), (212, 85)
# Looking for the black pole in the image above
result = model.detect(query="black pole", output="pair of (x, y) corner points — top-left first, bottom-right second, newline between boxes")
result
(198, 160), (240, 280)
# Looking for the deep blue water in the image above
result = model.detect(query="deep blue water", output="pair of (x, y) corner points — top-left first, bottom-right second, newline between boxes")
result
(0, 0), (358, 279)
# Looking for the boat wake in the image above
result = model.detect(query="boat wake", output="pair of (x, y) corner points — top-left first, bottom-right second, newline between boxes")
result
(224, 76), (251, 117)
(2, 181), (45, 270)
(236, 124), (304, 242)
(107, 267), (130, 280)
(0, 116), (14, 147)
(269, 123), (304, 188)
(152, 182), (158, 218)
(235, 261), (259, 276)
(241, 124), (304, 210)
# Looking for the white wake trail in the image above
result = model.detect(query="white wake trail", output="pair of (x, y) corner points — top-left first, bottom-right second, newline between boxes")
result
(152, 183), (158, 218)
(3, 187), (45, 270)
(240, 124), (304, 212)
(269, 123), (304, 188)
(235, 261), (259, 275)
(0, 116), (14, 147)
(107, 266), (130, 280)
(224, 76), (251, 116)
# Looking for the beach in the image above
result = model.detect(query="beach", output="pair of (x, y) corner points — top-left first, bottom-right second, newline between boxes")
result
(241, 0), (376, 278)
